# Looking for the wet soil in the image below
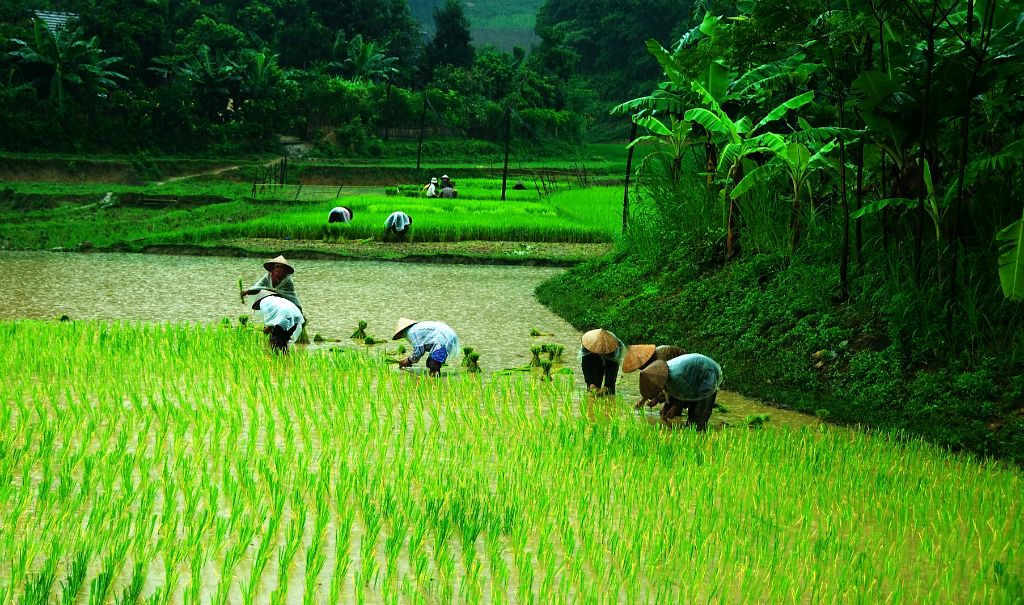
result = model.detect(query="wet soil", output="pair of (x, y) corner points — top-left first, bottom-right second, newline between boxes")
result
(140, 239), (612, 266)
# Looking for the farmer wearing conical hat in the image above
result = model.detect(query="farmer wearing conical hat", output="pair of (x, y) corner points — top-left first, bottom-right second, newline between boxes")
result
(579, 328), (626, 395)
(622, 344), (686, 409)
(393, 318), (460, 376)
(241, 255), (302, 309)
(250, 290), (304, 353)
(639, 353), (723, 430)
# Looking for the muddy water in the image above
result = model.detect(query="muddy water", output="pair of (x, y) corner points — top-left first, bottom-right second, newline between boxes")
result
(0, 250), (815, 428)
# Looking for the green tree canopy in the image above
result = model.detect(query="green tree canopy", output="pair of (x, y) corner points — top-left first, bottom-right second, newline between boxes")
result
(535, 0), (693, 99)
(423, 0), (474, 83)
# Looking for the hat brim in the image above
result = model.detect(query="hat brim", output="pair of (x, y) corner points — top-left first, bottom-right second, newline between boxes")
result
(392, 318), (419, 340)
(582, 329), (618, 355)
(622, 344), (656, 373)
(639, 360), (670, 400)
(263, 262), (295, 274)
(263, 255), (294, 274)
(251, 290), (278, 310)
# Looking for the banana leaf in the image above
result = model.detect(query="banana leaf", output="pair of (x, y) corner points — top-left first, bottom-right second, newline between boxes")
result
(849, 197), (916, 219)
(996, 212), (1024, 302)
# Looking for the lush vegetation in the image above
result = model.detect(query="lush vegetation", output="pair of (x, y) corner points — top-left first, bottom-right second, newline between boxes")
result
(0, 183), (622, 250)
(0, 0), (628, 155)
(1, 320), (1021, 603)
(539, 0), (1024, 461)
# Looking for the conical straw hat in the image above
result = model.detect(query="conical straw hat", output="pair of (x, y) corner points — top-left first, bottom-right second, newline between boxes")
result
(581, 329), (618, 355)
(251, 289), (278, 310)
(263, 255), (294, 274)
(639, 360), (670, 400)
(622, 344), (656, 373)
(393, 317), (419, 340)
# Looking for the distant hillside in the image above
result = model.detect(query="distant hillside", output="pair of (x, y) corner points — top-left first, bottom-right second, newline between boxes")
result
(409, 0), (543, 51)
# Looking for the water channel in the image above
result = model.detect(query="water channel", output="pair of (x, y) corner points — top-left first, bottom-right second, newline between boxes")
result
(0, 250), (814, 429)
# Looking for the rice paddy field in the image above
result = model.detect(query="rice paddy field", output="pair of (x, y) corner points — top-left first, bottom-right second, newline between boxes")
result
(0, 185), (621, 251)
(2, 320), (1022, 604)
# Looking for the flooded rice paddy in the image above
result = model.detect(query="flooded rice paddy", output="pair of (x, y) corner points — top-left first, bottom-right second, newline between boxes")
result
(0, 250), (812, 429)
(2, 253), (1021, 604)
(3, 321), (1020, 604)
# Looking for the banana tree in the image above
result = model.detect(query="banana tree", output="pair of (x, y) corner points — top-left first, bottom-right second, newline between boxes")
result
(685, 82), (812, 258)
(732, 138), (839, 252)
(625, 114), (693, 186)
(9, 21), (126, 115)
(850, 158), (950, 244)
(611, 43), (731, 188)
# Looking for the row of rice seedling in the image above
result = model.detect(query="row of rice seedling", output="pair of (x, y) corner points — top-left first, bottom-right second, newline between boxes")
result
(1, 319), (1021, 604)
(147, 190), (620, 245)
(1, 187), (621, 249)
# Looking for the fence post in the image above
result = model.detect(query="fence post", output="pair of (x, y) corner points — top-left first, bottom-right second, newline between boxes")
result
(622, 118), (638, 234)
(501, 106), (511, 201)
(416, 89), (427, 170)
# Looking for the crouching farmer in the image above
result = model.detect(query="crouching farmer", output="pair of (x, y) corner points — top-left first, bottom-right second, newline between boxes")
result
(622, 344), (686, 409)
(393, 318), (459, 376)
(580, 328), (626, 395)
(251, 290), (304, 353)
(639, 354), (723, 430)
(384, 211), (412, 241)
(328, 206), (353, 223)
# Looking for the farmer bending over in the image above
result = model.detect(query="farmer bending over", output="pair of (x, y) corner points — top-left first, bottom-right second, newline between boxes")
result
(241, 255), (302, 309)
(251, 290), (304, 353)
(393, 318), (459, 376)
(384, 211), (412, 242)
(328, 206), (353, 223)
(580, 328), (626, 395)
(639, 354), (723, 430)
(622, 344), (686, 409)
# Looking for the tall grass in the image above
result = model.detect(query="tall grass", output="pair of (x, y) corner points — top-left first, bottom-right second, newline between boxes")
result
(0, 319), (1021, 604)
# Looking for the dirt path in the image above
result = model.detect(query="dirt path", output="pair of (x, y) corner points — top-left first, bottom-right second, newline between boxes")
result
(154, 164), (242, 186)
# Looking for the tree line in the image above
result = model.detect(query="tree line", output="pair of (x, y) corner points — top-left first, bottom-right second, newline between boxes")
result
(3, 0), (666, 153)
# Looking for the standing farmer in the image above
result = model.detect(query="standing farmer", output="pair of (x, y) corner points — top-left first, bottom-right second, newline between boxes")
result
(639, 354), (723, 430)
(580, 328), (626, 395)
(423, 177), (439, 198)
(622, 344), (686, 409)
(251, 290), (305, 353)
(393, 318), (459, 376)
(241, 255), (302, 309)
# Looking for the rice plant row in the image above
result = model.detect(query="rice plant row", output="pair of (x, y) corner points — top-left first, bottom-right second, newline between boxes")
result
(0, 186), (622, 250)
(0, 320), (1021, 604)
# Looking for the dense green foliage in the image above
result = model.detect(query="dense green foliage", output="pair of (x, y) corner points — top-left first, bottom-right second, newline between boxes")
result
(0, 0), (594, 154)
(534, 0), (693, 101)
(540, 0), (1024, 461)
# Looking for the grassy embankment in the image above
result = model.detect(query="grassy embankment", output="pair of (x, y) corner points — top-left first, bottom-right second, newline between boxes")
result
(2, 320), (1021, 603)
(537, 243), (1024, 464)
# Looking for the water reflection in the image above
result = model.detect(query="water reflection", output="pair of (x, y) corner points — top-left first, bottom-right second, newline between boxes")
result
(0, 251), (815, 428)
